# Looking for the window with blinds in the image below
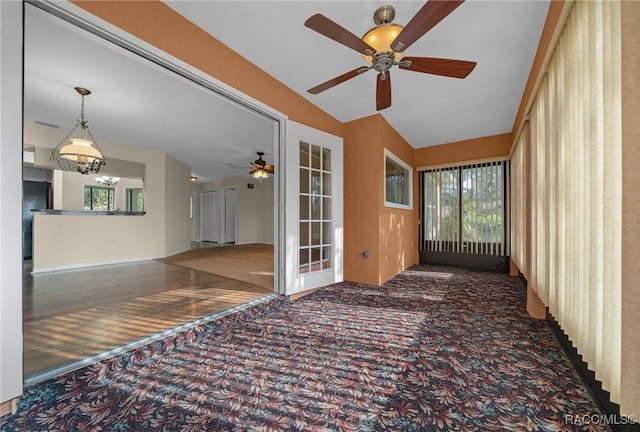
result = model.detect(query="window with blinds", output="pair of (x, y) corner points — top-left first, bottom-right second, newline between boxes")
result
(421, 160), (509, 257)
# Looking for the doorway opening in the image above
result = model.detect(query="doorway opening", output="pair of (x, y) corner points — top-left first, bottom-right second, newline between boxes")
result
(22, 1), (284, 384)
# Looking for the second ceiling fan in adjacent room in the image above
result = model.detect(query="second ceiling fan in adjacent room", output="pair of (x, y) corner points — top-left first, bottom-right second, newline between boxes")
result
(249, 151), (274, 180)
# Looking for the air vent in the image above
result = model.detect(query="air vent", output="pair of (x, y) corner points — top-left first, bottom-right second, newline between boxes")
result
(34, 120), (60, 129)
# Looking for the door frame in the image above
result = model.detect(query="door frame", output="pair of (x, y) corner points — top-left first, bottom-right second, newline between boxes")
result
(1, 0), (25, 402)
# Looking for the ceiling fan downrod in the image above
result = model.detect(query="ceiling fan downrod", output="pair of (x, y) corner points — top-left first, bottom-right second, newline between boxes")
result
(373, 5), (395, 25)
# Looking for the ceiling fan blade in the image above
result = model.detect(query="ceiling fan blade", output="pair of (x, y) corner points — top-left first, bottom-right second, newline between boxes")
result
(391, 0), (465, 52)
(305, 14), (376, 55)
(399, 56), (476, 78)
(308, 67), (369, 94)
(376, 72), (391, 111)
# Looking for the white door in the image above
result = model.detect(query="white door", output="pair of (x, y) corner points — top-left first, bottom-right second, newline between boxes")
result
(284, 120), (343, 295)
(200, 190), (218, 242)
(223, 187), (236, 243)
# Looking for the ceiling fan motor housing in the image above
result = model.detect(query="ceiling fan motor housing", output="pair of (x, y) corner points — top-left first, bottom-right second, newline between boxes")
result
(374, 55), (394, 73)
(254, 151), (266, 167)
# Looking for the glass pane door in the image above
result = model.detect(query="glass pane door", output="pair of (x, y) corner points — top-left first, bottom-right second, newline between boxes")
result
(299, 141), (331, 274)
(284, 120), (343, 295)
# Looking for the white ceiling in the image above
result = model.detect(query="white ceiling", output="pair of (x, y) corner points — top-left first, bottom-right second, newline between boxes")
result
(166, 0), (550, 147)
(24, 0), (549, 182)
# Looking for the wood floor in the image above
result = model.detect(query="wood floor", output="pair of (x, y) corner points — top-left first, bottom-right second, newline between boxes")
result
(23, 244), (274, 378)
(159, 243), (274, 289)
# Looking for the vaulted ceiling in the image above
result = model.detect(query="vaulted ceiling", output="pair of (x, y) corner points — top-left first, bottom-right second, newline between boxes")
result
(166, 1), (549, 148)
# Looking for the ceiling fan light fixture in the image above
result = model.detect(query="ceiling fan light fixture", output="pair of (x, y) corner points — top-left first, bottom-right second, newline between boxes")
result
(252, 169), (268, 179)
(361, 23), (404, 64)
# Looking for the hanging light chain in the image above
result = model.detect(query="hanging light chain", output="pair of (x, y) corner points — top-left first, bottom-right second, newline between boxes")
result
(74, 87), (91, 131)
(79, 94), (85, 128)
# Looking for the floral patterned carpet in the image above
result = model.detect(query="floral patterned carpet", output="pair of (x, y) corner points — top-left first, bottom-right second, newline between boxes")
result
(2, 265), (608, 431)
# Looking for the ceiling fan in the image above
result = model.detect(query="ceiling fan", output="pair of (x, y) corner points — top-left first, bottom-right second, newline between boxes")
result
(226, 152), (275, 176)
(249, 152), (274, 179)
(304, 0), (476, 111)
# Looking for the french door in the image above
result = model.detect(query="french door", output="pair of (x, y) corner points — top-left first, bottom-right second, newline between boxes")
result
(283, 121), (343, 294)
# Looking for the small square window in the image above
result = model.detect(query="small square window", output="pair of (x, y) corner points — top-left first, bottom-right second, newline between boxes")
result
(384, 149), (412, 210)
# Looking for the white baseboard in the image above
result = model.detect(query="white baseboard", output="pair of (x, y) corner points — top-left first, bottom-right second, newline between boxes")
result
(233, 241), (274, 246)
(31, 256), (160, 275)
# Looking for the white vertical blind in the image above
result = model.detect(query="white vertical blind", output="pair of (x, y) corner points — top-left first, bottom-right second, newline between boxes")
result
(510, 130), (527, 278)
(510, 0), (622, 404)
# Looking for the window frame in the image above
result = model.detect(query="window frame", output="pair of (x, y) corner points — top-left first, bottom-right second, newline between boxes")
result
(124, 187), (144, 212)
(420, 159), (509, 256)
(83, 185), (115, 211)
(384, 148), (413, 210)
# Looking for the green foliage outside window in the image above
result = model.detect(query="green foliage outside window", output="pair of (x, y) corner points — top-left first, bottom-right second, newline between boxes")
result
(126, 188), (144, 212)
(423, 163), (504, 246)
(84, 186), (114, 211)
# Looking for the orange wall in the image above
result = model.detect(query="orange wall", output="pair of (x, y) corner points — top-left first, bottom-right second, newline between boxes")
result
(343, 115), (382, 285)
(344, 114), (418, 285)
(378, 117), (418, 284)
(72, 1), (343, 138)
(414, 133), (511, 168)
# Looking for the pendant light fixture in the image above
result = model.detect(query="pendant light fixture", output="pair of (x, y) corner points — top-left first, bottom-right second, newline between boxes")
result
(51, 87), (106, 175)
